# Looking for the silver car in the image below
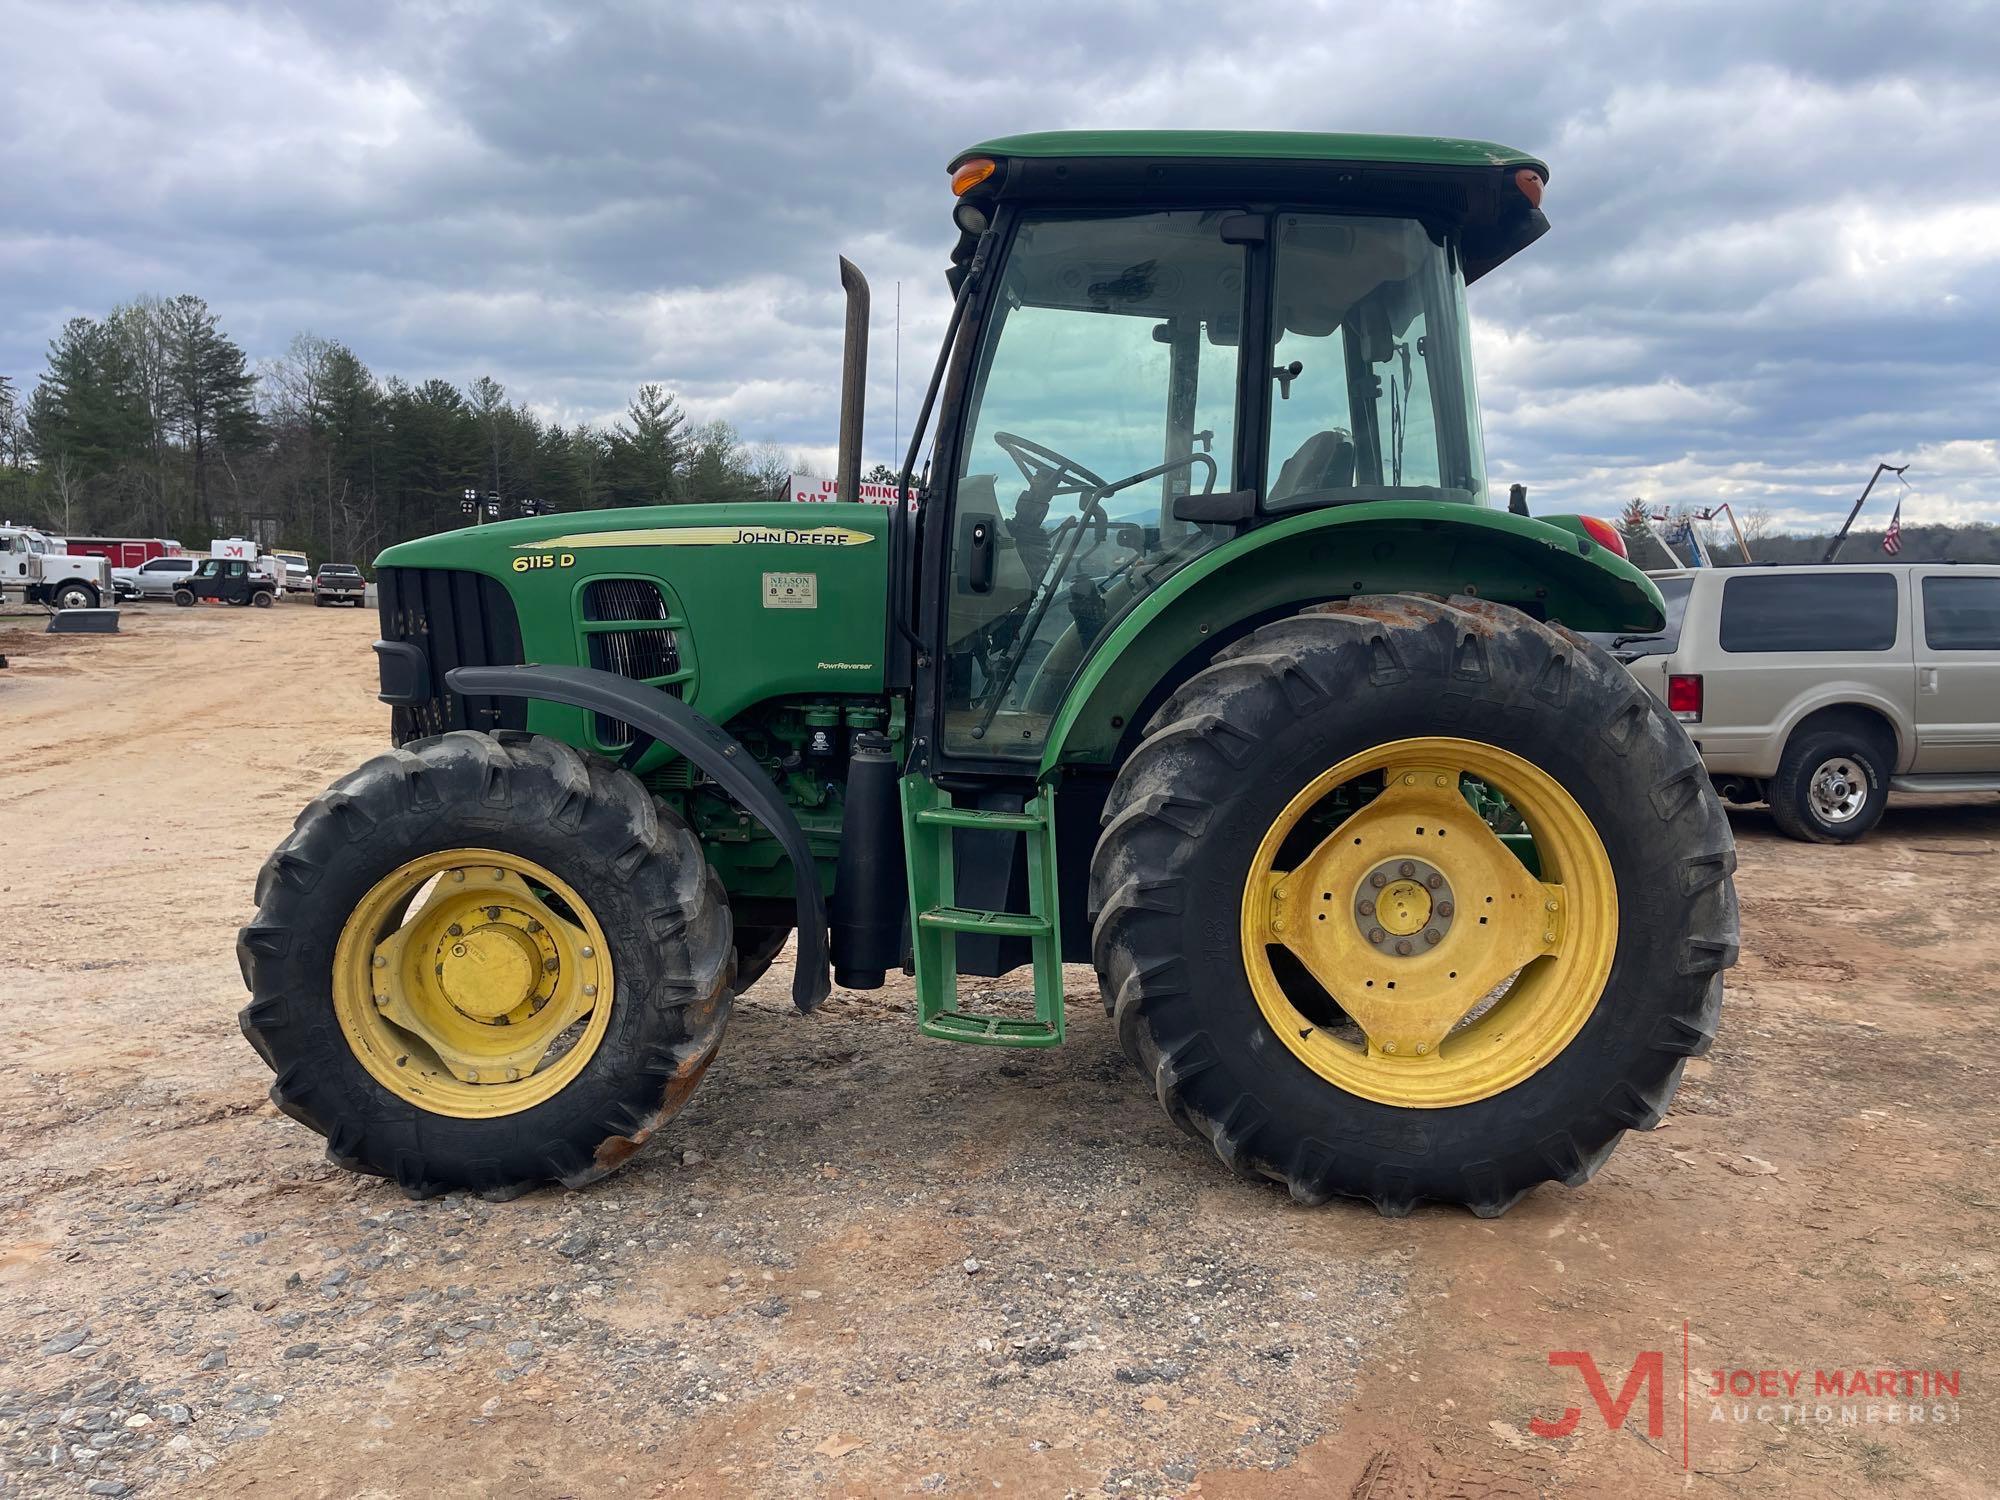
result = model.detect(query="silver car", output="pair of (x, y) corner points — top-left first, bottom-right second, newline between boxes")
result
(120, 555), (202, 599)
(1591, 563), (2000, 841)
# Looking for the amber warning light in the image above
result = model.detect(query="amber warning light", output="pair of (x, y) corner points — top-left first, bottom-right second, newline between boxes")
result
(951, 158), (997, 196)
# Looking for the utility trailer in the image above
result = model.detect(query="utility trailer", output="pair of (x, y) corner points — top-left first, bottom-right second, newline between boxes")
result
(241, 132), (1737, 1216)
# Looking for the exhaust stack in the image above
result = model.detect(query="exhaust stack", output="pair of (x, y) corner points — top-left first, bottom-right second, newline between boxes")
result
(836, 257), (869, 509)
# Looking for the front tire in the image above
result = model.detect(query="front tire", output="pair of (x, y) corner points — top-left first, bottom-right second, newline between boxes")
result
(54, 582), (96, 610)
(1090, 594), (1738, 1217)
(238, 730), (732, 1197)
(173, 589), (194, 608)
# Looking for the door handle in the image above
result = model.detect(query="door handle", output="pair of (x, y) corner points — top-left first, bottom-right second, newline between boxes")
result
(1920, 667), (1938, 694)
(967, 520), (995, 594)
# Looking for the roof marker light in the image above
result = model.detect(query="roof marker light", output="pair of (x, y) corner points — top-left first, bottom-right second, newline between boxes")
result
(951, 158), (997, 196)
(1514, 167), (1545, 209)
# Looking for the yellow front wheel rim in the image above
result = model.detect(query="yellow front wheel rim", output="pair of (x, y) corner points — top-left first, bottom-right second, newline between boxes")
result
(1240, 737), (1616, 1108)
(332, 848), (614, 1118)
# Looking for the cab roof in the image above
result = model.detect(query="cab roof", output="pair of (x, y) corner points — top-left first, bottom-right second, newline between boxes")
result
(953, 130), (1547, 178)
(947, 131), (1551, 282)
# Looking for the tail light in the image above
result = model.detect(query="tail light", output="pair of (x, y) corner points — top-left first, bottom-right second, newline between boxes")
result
(1666, 674), (1703, 723)
(1578, 515), (1628, 559)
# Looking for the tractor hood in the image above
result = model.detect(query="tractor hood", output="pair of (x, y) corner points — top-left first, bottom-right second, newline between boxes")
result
(373, 502), (892, 755)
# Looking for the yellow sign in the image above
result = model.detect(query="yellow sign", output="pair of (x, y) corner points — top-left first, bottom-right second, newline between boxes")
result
(514, 526), (874, 551)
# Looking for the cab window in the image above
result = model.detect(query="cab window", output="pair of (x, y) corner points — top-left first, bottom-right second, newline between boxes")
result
(943, 209), (1246, 757)
(1265, 214), (1486, 507)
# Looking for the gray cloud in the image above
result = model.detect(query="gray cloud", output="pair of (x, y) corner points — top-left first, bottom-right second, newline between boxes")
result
(4, 0), (1997, 523)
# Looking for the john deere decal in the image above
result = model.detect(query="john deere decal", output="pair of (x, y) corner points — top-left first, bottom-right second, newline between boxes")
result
(513, 526), (874, 550)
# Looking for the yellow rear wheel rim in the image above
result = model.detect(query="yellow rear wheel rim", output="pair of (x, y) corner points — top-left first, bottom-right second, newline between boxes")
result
(1239, 736), (1616, 1108)
(332, 848), (614, 1119)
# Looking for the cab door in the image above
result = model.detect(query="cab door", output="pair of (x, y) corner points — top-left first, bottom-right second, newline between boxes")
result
(926, 207), (1250, 765)
(1910, 568), (2000, 773)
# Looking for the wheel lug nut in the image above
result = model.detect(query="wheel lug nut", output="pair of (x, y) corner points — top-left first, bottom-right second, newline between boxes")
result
(1425, 874), (1443, 890)
(1367, 928), (1385, 945)
(1398, 861), (1415, 878)
(485, 906), (501, 921)
(1382, 1042), (1398, 1054)
(527, 920), (543, 934)
(447, 923), (464, 937)
(1370, 873), (1388, 889)
(580, 946), (595, 959)
(372, 955), (387, 969)
(543, 958), (559, 973)
(1436, 901), (1453, 918)
(1424, 929), (1442, 946)
(451, 870), (465, 883)
(465, 1069), (480, 1083)
(1415, 1042), (1429, 1054)
(1395, 939), (1413, 955)
(1358, 900), (1376, 916)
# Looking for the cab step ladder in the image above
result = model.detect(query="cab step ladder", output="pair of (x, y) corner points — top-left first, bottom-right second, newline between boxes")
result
(899, 777), (1065, 1047)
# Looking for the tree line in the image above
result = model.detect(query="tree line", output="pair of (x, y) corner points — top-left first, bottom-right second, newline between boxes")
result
(0, 295), (814, 565)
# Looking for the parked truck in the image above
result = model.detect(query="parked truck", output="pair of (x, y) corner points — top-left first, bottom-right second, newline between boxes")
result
(0, 524), (113, 610)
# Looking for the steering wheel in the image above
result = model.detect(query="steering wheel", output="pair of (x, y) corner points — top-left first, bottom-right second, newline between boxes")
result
(993, 432), (1110, 504)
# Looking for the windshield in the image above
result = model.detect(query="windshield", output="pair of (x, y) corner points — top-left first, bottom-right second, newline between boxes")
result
(1584, 574), (1693, 657)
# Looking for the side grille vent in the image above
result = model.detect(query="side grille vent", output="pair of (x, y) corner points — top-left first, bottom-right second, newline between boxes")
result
(589, 627), (681, 684)
(582, 578), (684, 747)
(583, 578), (670, 622)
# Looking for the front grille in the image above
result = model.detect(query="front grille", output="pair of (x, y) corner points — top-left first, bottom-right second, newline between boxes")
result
(377, 566), (527, 745)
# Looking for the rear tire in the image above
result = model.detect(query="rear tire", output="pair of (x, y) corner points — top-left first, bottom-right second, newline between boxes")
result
(1769, 727), (1889, 843)
(1090, 594), (1738, 1217)
(238, 730), (732, 1197)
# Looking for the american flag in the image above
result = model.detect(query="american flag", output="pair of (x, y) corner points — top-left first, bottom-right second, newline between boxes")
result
(1883, 501), (1903, 555)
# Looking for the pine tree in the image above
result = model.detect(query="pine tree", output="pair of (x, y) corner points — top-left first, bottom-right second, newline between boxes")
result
(609, 383), (686, 504)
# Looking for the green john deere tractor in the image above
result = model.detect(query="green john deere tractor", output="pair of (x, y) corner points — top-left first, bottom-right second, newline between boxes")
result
(239, 132), (1738, 1216)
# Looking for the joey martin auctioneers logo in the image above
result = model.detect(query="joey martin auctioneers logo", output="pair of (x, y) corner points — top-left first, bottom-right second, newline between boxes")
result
(1530, 1324), (1963, 1469)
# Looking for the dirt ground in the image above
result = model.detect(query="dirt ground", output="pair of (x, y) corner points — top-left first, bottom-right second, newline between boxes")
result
(1, 602), (1994, 1499)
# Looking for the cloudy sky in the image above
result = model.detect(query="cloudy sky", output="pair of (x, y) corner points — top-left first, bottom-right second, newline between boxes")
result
(5, 0), (1998, 530)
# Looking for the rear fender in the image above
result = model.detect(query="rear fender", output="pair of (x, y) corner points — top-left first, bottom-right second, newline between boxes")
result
(1042, 502), (1663, 772)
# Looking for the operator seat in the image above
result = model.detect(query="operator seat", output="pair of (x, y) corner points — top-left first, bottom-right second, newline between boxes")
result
(1268, 429), (1357, 506)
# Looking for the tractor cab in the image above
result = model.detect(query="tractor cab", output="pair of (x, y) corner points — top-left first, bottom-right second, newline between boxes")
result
(880, 133), (1550, 770)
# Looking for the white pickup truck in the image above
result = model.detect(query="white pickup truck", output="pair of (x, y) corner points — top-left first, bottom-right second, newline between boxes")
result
(0, 524), (113, 609)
